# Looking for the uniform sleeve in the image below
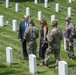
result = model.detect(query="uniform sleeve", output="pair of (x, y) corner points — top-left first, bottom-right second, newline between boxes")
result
(48, 30), (54, 44)
(24, 28), (29, 40)
(36, 28), (39, 38)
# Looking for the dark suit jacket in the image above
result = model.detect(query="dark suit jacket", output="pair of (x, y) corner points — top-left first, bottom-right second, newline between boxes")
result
(18, 21), (26, 43)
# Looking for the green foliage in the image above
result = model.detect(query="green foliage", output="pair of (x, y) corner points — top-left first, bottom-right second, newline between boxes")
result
(0, 0), (76, 75)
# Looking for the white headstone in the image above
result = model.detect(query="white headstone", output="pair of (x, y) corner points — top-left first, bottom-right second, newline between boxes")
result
(6, 0), (9, 1)
(0, 15), (4, 27)
(55, 3), (59, 12)
(26, 7), (30, 16)
(6, 47), (13, 64)
(68, 7), (72, 16)
(68, 0), (72, 3)
(12, 20), (17, 31)
(29, 54), (37, 74)
(64, 37), (66, 50)
(34, 0), (38, 4)
(44, 0), (48, 8)
(15, 3), (19, 12)
(51, 15), (56, 23)
(58, 61), (68, 75)
(6, 0), (9, 8)
(38, 11), (42, 20)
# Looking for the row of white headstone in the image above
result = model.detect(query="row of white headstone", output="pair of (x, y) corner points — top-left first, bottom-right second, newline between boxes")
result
(38, 4), (72, 16)
(6, 1), (19, 12)
(5, 0), (74, 9)
(0, 4), (72, 25)
(5, 0), (72, 16)
(6, 0), (19, 12)
(0, 14), (56, 28)
(0, 10), (72, 27)
(6, 46), (68, 75)
(20, 6), (72, 17)
(0, 15), (17, 31)
(34, 0), (74, 4)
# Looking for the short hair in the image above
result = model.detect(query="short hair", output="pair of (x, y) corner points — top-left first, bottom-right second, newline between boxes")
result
(28, 19), (35, 26)
(23, 15), (29, 19)
(65, 16), (71, 21)
(52, 19), (58, 26)
(52, 20), (58, 26)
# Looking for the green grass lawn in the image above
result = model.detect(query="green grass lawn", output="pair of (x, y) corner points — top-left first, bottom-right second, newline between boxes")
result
(0, 0), (76, 75)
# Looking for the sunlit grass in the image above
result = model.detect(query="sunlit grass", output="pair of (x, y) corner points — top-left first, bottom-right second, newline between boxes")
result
(0, 0), (76, 75)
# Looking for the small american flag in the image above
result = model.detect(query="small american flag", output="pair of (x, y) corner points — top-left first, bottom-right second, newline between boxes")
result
(17, 52), (21, 59)
(72, 67), (75, 75)
(39, 62), (43, 67)
(6, 19), (9, 25)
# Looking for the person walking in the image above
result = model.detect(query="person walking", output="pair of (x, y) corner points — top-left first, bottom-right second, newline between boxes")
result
(44, 19), (63, 68)
(64, 16), (76, 59)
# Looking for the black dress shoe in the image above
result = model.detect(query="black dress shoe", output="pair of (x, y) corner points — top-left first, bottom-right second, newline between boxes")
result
(24, 57), (28, 60)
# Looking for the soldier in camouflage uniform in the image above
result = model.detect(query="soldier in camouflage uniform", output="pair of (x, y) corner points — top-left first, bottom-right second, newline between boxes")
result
(44, 19), (63, 67)
(64, 16), (75, 59)
(24, 19), (39, 55)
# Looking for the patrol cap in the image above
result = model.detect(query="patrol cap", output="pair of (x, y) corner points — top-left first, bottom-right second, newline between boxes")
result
(52, 19), (58, 22)
(65, 16), (71, 21)
(52, 19), (58, 26)
(52, 19), (58, 24)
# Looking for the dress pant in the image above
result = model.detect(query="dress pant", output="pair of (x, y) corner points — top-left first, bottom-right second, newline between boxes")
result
(22, 40), (28, 59)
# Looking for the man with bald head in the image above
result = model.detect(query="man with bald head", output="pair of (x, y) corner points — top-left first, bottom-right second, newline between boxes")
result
(18, 15), (29, 60)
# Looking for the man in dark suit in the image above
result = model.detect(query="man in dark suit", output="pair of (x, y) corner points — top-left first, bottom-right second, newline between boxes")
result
(18, 15), (29, 60)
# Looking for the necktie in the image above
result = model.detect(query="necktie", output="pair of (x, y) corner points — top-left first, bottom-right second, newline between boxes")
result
(25, 22), (28, 30)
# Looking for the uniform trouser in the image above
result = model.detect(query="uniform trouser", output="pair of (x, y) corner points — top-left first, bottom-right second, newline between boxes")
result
(22, 40), (28, 59)
(44, 47), (60, 66)
(26, 41), (37, 55)
(66, 40), (74, 58)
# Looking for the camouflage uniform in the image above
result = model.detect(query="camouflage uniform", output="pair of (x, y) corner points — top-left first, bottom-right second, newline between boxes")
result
(44, 27), (63, 66)
(24, 26), (39, 55)
(65, 23), (75, 58)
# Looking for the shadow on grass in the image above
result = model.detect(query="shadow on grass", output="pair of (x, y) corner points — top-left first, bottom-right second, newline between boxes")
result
(0, 72), (12, 75)
(49, 60), (56, 68)
(38, 0), (55, 3)
(49, 64), (56, 68)
(0, 0), (34, 3)
(12, 62), (19, 65)
(49, 60), (55, 64)
(10, 63), (23, 68)
(37, 57), (43, 60)
(0, 63), (21, 75)
(8, 0), (55, 3)
(73, 56), (76, 61)
(37, 70), (47, 74)
(0, 64), (7, 68)
(10, 0), (33, 2)
(68, 64), (76, 68)
(0, 70), (21, 75)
